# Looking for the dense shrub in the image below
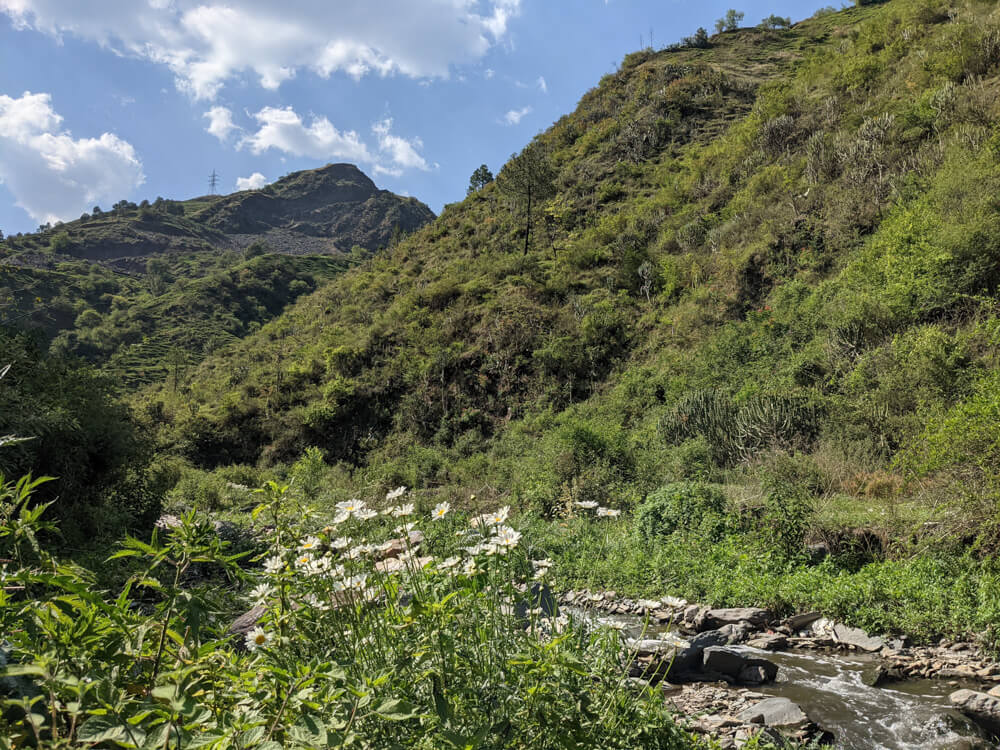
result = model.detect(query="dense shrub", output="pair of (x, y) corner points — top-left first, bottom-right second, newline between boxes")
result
(635, 481), (729, 542)
(0, 328), (158, 540)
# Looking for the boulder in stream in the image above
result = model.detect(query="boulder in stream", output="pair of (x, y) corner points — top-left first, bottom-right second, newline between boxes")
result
(737, 697), (810, 729)
(950, 689), (1000, 736)
(832, 623), (885, 652)
(700, 607), (771, 631)
(703, 647), (778, 685)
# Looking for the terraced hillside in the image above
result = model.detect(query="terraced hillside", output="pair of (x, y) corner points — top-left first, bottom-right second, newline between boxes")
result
(0, 165), (434, 386)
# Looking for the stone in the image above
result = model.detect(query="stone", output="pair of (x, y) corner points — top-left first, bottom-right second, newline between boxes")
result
(950, 689), (1000, 735)
(806, 542), (829, 562)
(987, 685), (1000, 698)
(228, 605), (266, 650)
(862, 664), (892, 687)
(627, 628), (731, 682)
(701, 608), (771, 630)
(832, 623), (885, 652)
(737, 697), (811, 730)
(784, 612), (822, 631)
(514, 583), (558, 622)
(747, 633), (789, 651)
(704, 647), (748, 678)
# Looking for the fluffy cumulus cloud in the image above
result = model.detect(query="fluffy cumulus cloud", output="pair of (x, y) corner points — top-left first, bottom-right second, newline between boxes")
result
(239, 106), (373, 163)
(235, 172), (268, 191)
(1, 0), (523, 99)
(204, 105), (238, 141)
(238, 106), (430, 177)
(0, 91), (144, 224)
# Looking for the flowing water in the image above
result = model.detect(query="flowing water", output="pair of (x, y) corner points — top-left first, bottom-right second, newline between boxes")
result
(572, 608), (991, 750)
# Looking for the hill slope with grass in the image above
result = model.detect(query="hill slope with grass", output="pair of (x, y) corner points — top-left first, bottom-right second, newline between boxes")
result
(162, 0), (1000, 493)
(0, 165), (434, 386)
(140, 0), (1000, 644)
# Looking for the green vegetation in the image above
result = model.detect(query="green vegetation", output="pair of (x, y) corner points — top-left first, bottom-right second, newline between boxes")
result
(0, 329), (157, 541)
(0, 165), (433, 387)
(8, 1), (1000, 744)
(132, 0), (1000, 645)
(0, 476), (796, 749)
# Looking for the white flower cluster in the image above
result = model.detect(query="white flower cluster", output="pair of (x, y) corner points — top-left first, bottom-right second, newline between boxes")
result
(574, 501), (621, 518)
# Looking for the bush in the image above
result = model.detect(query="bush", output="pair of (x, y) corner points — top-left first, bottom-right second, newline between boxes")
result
(0, 328), (158, 540)
(636, 481), (729, 542)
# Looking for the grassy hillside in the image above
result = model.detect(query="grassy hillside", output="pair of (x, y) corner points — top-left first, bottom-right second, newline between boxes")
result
(0, 165), (434, 386)
(138, 0), (1000, 646)
(159, 0), (1000, 497)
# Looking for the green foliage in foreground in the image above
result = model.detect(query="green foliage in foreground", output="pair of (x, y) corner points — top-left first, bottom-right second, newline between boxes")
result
(2, 477), (758, 750)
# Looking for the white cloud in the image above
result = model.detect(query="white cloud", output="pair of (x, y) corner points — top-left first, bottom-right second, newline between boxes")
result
(239, 106), (373, 162)
(484, 68), (495, 79)
(204, 105), (238, 141)
(1, 0), (523, 100)
(372, 118), (428, 171)
(502, 106), (531, 126)
(0, 91), (144, 224)
(236, 172), (268, 190)
(537, 75), (547, 93)
(238, 106), (430, 175)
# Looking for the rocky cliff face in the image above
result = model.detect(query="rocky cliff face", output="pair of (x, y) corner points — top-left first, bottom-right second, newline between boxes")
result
(198, 163), (435, 250)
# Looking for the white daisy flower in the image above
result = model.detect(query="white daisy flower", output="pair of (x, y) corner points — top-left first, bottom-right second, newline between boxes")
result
(431, 502), (451, 521)
(531, 558), (554, 570)
(249, 583), (273, 603)
(394, 522), (416, 534)
(533, 568), (548, 581)
(386, 485), (408, 501)
(330, 536), (352, 550)
(298, 535), (322, 551)
(391, 503), (415, 518)
(487, 506), (510, 525)
(336, 499), (364, 513)
(333, 511), (351, 524)
(354, 508), (378, 521)
(490, 525), (521, 550)
(294, 553), (314, 570)
(263, 556), (284, 574)
(462, 558), (481, 576)
(596, 507), (621, 518)
(245, 627), (272, 651)
(574, 501), (599, 510)
(438, 556), (461, 570)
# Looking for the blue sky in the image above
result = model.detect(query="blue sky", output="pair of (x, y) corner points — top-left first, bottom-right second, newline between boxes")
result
(1, 0), (820, 235)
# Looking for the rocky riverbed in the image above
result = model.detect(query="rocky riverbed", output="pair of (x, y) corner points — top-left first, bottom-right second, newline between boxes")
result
(561, 589), (1000, 748)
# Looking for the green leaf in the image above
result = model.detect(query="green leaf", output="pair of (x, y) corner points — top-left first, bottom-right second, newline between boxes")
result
(373, 697), (419, 721)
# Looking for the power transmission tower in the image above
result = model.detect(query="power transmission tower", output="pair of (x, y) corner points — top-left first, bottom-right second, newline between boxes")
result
(208, 169), (219, 194)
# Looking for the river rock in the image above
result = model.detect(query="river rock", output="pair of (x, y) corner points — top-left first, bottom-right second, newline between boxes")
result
(700, 608), (771, 631)
(514, 583), (558, 622)
(703, 647), (748, 678)
(747, 633), (789, 651)
(737, 697), (811, 730)
(950, 689), (1000, 735)
(832, 623), (885, 652)
(785, 612), (822, 631)
(702, 647), (778, 685)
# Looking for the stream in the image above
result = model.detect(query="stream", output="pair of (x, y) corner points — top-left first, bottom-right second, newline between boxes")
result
(572, 607), (991, 750)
